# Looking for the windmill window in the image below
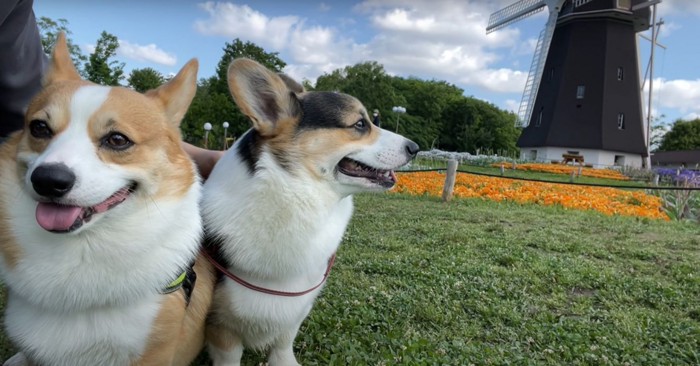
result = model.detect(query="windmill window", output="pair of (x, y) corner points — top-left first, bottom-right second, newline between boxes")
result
(617, 67), (624, 81)
(617, 113), (625, 129)
(617, 0), (631, 10)
(549, 68), (555, 81)
(536, 108), (543, 127)
(576, 85), (585, 99)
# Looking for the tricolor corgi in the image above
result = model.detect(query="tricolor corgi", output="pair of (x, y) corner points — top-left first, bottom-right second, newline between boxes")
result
(0, 34), (214, 366)
(202, 58), (419, 365)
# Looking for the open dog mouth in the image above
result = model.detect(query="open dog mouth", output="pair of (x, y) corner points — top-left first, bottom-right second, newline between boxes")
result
(35, 183), (137, 233)
(337, 157), (397, 188)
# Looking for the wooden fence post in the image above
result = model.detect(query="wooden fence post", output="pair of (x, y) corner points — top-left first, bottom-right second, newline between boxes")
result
(442, 159), (458, 202)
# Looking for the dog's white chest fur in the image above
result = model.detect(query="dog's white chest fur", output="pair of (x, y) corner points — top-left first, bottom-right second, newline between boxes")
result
(4, 293), (161, 366)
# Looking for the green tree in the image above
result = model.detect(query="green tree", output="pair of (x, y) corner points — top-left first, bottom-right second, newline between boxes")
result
(658, 118), (700, 151)
(313, 61), (520, 153)
(127, 67), (165, 93)
(84, 31), (124, 86)
(181, 77), (238, 149)
(315, 61), (399, 113)
(212, 39), (286, 95)
(440, 97), (519, 154)
(180, 39), (287, 147)
(390, 77), (463, 149)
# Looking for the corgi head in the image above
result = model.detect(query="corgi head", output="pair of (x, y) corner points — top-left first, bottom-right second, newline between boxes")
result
(16, 33), (199, 234)
(227, 58), (419, 195)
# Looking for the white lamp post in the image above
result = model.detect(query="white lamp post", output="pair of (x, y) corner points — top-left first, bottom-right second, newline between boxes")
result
(222, 121), (230, 149)
(392, 106), (406, 133)
(203, 122), (212, 148)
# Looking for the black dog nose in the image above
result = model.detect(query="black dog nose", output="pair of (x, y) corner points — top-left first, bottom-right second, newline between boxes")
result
(31, 164), (76, 198)
(405, 140), (420, 157)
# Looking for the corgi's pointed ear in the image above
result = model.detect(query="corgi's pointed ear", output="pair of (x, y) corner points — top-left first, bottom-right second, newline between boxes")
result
(278, 73), (305, 93)
(146, 59), (198, 127)
(227, 58), (300, 137)
(43, 32), (82, 85)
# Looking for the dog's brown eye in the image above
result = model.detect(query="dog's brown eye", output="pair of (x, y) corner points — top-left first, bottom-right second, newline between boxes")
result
(354, 119), (367, 130)
(29, 119), (53, 139)
(102, 132), (133, 151)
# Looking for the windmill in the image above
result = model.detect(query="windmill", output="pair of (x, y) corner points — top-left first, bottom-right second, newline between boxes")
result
(487, 0), (659, 168)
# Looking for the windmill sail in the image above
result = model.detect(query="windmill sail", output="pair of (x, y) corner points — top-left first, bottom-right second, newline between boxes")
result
(486, 0), (547, 33)
(517, 10), (558, 127)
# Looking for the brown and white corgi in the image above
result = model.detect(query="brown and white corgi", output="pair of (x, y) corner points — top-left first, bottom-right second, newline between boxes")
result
(202, 58), (419, 365)
(0, 34), (213, 366)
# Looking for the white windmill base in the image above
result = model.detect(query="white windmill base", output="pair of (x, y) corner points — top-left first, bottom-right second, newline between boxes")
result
(521, 146), (644, 169)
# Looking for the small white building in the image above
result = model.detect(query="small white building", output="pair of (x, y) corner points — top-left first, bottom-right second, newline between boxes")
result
(522, 147), (643, 168)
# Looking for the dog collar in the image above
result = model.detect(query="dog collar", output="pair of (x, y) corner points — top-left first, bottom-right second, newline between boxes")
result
(202, 246), (335, 297)
(160, 265), (197, 305)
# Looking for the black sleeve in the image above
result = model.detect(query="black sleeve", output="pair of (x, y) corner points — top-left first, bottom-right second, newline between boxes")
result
(0, 0), (48, 138)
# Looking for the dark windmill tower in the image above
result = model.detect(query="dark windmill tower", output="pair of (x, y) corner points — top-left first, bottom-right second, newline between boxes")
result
(487, 0), (657, 168)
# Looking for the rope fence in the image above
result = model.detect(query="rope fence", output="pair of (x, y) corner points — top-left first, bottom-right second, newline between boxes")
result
(396, 165), (700, 192)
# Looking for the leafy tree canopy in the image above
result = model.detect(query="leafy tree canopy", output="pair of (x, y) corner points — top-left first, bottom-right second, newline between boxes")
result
(212, 39), (286, 95)
(313, 61), (518, 153)
(440, 97), (519, 154)
(657, 118), (700, 151)
(84, 31), (124, 86)
(315, 61), (398, 113)
(127, 67), (165, 93)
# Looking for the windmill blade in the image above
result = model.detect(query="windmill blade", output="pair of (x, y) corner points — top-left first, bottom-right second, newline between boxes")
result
(517, 10), (558, 127)
(487, 0), (547, 34)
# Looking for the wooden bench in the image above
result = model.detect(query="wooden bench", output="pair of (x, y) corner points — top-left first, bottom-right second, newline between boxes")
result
(561, 153), (584, 166)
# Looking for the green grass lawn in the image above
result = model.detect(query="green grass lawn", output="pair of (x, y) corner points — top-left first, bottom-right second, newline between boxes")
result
(2, 193), (699, 365)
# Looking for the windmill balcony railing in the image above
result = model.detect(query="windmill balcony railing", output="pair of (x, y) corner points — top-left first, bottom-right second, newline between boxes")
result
(573, 0), (594, 7)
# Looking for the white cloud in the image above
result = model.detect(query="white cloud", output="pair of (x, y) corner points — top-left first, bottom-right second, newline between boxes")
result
(191, 0), (700, 121)
(650, 78), (700, 120)
(194, 2), (299, 50)
(82, 44), (95, 55)
(193, 1), (366, 83)
(193, 0), (527, 95)
(354, 0), (527, 93)
(682, 112), (700, 120)
(117, 40), (177, 66)
(504, 99), (520, 114)
(658, 0), (700, 16)
(469, 68), (527, 93)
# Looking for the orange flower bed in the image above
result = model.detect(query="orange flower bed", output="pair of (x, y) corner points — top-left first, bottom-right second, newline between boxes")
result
(491, 163), (629, 181)
(392, 171), (668, 220)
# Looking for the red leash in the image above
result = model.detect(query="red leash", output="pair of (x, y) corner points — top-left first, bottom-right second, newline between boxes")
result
(202, 249), (336, 297)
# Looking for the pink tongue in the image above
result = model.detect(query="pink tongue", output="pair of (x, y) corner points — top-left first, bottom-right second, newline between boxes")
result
(35, 203), (83, 232)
